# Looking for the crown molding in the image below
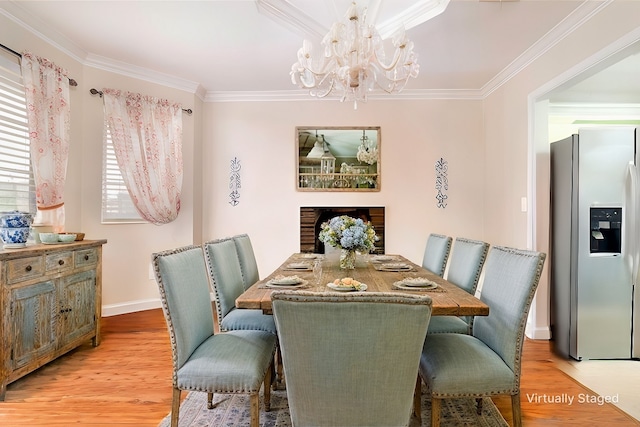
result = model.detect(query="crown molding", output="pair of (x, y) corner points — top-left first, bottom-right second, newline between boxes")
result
(2, 0), (203, 97)
(204, 88), (483, 103)
(376, 0), (450, 40)
(0, 1), (86, 63)
(480, 0), (611, 97)
(85, 54), (202, 95)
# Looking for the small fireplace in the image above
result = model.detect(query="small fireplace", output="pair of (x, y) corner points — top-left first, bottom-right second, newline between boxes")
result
(300, 206), (385, 254)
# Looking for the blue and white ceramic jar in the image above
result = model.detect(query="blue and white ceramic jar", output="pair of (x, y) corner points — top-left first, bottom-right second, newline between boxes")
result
(0, 211), (33, 228)
(0, 211), (33, 248)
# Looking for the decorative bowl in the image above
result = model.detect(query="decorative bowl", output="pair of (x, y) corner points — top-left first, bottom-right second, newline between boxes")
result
(0, 211), (33, 228)
(39, 232), (59, 244)
(58, 233), (76, 243)
(0, 226), (31, 244)
(60, 232), (84, 241)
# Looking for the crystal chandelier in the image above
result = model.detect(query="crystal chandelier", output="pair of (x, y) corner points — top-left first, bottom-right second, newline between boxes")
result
(290, 2), (419, 109)
(356, 130), (378, 164)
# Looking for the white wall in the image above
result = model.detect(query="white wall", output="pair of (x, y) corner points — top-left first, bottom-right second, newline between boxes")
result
(202, 99), (485, 276)
(483, 1), (640, 338)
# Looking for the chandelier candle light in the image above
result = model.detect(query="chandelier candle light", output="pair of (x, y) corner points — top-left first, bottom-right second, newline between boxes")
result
(319, 215), (378, 269)
(290, 1), (419, 109)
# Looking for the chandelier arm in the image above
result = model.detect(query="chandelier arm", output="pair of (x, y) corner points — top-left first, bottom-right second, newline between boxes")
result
(372, 47), (405, 72)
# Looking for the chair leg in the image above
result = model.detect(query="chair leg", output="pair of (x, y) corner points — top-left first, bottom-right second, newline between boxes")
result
(511, 393), (522, 427)
(413, 375), (422, 419)
(273, 341), (284, 390)
(264, 361), (272, 412)
(250, 392), (260, 427)
(170, 388), (181, 427)
(431, 397), (441, 427)
(476, 397), (483, 415)
(207, 392), (214, 409)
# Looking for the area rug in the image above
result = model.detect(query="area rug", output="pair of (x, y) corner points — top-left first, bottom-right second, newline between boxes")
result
(158, 385), (509, 427)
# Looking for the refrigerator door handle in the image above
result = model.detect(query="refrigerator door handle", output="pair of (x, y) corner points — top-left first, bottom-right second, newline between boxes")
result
(627, 162), (640, 286)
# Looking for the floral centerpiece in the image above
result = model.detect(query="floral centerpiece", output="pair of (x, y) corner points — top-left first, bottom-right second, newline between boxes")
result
(318, 215), (378, 269)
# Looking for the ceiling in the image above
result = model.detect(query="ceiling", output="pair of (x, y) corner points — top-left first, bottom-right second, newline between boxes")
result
(1, 0), (638, 101)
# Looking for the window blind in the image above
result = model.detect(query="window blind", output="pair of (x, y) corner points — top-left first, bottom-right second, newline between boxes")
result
(0, 51), (35, 214)
(101, 126), (143, 223)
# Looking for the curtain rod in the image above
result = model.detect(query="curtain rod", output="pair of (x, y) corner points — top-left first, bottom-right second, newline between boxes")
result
(89, 88), (193, 114)
(0, 43), (78, 87)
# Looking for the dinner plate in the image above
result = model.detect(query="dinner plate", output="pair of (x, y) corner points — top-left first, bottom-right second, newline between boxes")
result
(393, 280), (438, 290)
(268, 276), (303, 286)
(378, 263), (412, 271)
(286, 262), (311, 269)
(299, 254), (320, 259)
(370, 255), (395, 262)
(41, 241), (74, 245)
(400, 277), (437, 287)
(393, 281), (438, 291)
(327, 283), (367, 292)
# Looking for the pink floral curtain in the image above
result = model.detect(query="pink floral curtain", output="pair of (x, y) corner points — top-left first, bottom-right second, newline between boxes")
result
(102, 89), (183, 225)
(20, 52), (71, 231)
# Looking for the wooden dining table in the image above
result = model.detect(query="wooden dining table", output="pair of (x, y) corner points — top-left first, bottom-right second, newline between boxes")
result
(235, 252), (489, 317)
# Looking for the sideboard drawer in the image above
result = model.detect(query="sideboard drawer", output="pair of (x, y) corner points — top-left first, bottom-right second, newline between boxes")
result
(6, 256), (45, 284)
(75, 248), (98, 268)
(46, 251), (74, 273)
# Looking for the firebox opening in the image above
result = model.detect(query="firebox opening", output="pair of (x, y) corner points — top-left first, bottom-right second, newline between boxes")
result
(300, 206), (385, 254)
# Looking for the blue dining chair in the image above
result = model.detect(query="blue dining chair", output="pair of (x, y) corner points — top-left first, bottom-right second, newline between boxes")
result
(203, 237), (276, 334)
(272, 291), (433, 427)
(232, 233), (260, 290)
(421, 233), (452, 277)
(416, 246), (546, 427)
(427, 237), (489, 334)
(204, 238), (283, 388)
(152, 245), (276, 427)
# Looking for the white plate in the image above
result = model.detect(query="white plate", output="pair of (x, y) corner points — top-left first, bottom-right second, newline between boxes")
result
(371, 255), (394, 262)
(379, 263), (412, 271)
(268, 276), (303, 285)
(300, 254), (320, 259)
(3, 242), (27, 249)
(327, 283), (367, 292)
(401, 277), (437, 287)
(41, 241), (73, 245)
(286, 262), (311, 269)
(394, 280), (438, 290)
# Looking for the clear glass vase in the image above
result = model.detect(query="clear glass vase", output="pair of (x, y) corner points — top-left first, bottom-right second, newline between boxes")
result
(340, 249), (357, 270)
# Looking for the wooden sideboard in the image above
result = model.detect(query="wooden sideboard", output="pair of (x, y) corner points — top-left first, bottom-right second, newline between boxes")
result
(0, 239), (106, 400)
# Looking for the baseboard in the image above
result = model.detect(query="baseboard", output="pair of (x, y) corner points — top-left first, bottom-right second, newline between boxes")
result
(102, 298), (162, 317)
(101, 292), (216, 317)
(525, 323), (551, 340)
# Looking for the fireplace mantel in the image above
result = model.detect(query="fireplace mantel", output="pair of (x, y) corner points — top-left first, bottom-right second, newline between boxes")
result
(300, 206), (385, 254)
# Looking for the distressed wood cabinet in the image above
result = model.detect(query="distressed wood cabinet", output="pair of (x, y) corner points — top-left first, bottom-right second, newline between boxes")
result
(0, 239), (106, 400)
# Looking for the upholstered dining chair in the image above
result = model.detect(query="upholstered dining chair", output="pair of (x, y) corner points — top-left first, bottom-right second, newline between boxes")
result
(272, 291), (433, 427)
(203, 237), (276, 334)
(152, 245), (276, 427)
(427, 237), (490, 335)
(233, 233), (260, 290)
(416, 246), (546, 427)
(421, 233), (453, 277)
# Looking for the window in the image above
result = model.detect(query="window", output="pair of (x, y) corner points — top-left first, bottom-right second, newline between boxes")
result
(0, 50), (35, 214)
(101, 126), (143, 223)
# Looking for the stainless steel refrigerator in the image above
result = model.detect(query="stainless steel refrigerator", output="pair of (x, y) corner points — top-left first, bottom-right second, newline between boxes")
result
(550, 127), (639, 360)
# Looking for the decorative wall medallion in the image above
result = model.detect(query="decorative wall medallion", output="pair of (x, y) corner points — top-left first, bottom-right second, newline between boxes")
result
(435, 157), (448, 208)
(229, 157), (241, 206)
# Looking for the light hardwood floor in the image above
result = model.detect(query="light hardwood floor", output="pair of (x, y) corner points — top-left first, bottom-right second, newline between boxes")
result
(0, 308), (638, 426)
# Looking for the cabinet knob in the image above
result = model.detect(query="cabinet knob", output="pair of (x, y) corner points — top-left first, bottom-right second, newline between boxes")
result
(58, 259), (65, 266)
(25, 265), (32, 272)
(84, 255), (90, 261)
